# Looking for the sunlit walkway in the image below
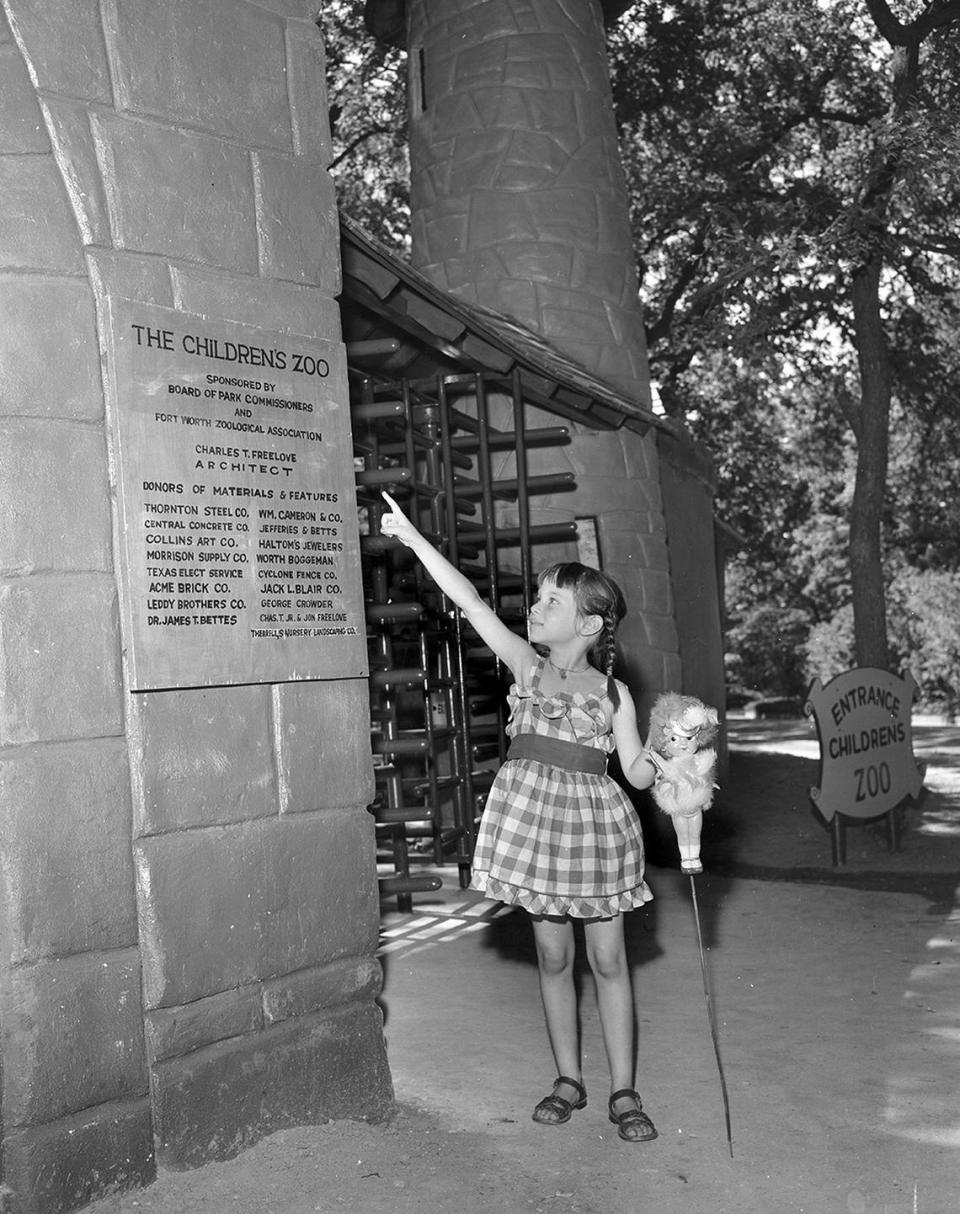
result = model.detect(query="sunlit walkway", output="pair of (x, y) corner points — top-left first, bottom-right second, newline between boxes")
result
(376, 721), (960, 1214)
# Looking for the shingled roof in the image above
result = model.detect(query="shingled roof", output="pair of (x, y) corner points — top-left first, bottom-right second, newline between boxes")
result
(338, 213), (714, 488)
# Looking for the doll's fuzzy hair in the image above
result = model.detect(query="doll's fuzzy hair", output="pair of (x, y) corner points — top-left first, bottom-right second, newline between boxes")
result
(647, 692), (720, 751)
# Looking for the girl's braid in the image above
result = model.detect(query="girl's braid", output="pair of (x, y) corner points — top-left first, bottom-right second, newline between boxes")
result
(593, 603), (621, 710)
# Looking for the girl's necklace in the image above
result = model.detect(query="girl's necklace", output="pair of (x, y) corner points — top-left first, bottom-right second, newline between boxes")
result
(547, 656), (590, 680)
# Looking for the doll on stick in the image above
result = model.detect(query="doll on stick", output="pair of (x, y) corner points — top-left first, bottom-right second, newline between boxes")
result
(645, 693), (720, 874)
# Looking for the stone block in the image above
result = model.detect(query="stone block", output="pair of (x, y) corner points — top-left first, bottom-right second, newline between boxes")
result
(105, 0), (291, 145)
(145, 986), (263, 1063)
(254, 0), (318, 14)
(136, 823), (263, 1010)
(526, 190), (601, 248)
(563, 133), (625, 193)
(286, 19), (332, 162)
(0, 575), (123, 745)
(422, 212), (470, 263)
(41, 96), (113, 246)
(256, 812), (380, 976)
(0, 739), (136, 964)
(171, 265), (342, 340)
(86, 248), (176, 308)
(0, 282), (103, 420)
(130, 683), (278, 834)
(91, 112), (258, 273)
(0, 156), (84, 272)
(277, 677), (376, 811)
(496, 132), (574, 189)
(5, 0), (113, 102)
(571, 247), (637, 303)
(601, 529), (667, 574)
(621, 431), (658, 481)
(0, 43), (46, 152)
(635, 599), (684, 650)
(105, 0), (290, 147)
(262, 956), (382, 1026)
(152, 1003), (392, 1168)
(2, 1098), (155, 1214)
(1, 949), (147, 1127)
(565, 431), (627, 479)
(139, 811), (377, 1008)
(575, 477), (644, 516)
(472, 275), (538, 319)
(603, 506), (663, 536)
(540, 305), (617, 348)
(497, 240), (573, 286)
(253, 151), (340, 287)
(467, 188), (538, 247)
(473, 87), (579, 145)
(0, 419), (112, 578)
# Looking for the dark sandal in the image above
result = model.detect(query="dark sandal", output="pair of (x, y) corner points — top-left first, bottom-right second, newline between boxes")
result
(608, 1088), (658, 1142)
(532, 1075), (587, 1125)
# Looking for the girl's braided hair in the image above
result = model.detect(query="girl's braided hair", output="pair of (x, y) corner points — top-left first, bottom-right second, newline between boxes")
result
(537, 562), (626, 709)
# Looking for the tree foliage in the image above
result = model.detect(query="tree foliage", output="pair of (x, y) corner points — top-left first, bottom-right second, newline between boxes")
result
(609, 0), (960, 698)
(319, 0), (410, 252)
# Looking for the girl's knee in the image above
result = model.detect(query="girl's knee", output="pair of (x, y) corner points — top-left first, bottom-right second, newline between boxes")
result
(536, 941), (575, 978)
(586, 939), (627, 981)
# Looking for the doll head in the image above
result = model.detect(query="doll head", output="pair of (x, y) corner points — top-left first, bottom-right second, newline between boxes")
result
(648, 692), (719, 756)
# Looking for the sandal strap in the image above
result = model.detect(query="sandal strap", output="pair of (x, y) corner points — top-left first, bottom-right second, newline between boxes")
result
(608, 1089), (657, 1141)
(556, 1075), (586, 1102)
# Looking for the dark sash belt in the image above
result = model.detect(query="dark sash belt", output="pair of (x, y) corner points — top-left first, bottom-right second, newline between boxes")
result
(507, 733), (607, 775)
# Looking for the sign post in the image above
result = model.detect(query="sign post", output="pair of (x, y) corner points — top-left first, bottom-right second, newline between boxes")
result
(805, 668), (925, 865)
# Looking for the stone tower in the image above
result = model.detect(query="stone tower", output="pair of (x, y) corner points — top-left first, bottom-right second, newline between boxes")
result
(366, 0), (650, 405)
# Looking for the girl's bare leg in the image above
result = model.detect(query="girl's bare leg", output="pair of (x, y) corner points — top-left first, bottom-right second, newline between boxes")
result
(531, 916), (582, 1118)
(583, 915), (636, 1110)
(583, 914), (657, 1139)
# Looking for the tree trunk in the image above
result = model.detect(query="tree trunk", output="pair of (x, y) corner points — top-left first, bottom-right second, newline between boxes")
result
(849, 253), (891, 669)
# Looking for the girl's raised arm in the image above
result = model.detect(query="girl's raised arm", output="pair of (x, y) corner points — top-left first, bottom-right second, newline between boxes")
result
(380, 492), (535, 677)
(610, 682), (657, 790)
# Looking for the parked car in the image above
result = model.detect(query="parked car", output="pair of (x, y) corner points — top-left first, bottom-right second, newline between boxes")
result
(725, 686), (765, 711)
(744, 696), (805, 719)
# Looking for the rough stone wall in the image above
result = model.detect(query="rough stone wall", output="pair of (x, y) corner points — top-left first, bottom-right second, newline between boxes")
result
(0, 4), (390, 1212)
(397, 0), (702, 708)
(406, 0), (651, 406)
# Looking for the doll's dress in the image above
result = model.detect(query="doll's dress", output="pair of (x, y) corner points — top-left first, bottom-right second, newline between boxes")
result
(649, 749), (717, 818)
(470, 657), (653, 918)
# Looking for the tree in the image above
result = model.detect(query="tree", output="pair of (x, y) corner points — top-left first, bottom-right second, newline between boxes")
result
(609, 0), (960, 676)
(319, 0), (410, 252)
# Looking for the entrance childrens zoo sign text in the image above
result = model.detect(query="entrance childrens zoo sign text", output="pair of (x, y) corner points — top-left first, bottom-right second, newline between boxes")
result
(805, 667), (924, 823)
(106, 299), (367, 691)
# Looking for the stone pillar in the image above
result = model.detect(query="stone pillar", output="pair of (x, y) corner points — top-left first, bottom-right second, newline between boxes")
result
(405, 0), (651, 405)
(0, 4), (391, 1212)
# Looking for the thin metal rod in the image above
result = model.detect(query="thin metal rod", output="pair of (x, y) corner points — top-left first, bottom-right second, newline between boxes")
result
(689, 875), (734, 1158)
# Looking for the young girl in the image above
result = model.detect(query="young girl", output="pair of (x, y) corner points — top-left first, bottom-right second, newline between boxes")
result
(380, 492), (659, 1143)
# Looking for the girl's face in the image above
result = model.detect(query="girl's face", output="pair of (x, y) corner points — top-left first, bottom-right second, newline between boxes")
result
(527, 577), (587, 644)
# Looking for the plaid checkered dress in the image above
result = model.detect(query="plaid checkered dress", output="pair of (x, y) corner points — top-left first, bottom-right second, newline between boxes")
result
(470, 658), (653, 918)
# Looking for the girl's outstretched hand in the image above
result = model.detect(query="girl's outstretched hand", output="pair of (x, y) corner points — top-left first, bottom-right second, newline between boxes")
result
(380, 491), (420, 548)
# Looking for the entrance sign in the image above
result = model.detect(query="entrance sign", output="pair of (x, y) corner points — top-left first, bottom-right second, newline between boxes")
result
(805, 668), (924, 860)
(106, 299), (367, 691)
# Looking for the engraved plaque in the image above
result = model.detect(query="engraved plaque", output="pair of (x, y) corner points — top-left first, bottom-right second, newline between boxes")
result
(107, 299), (367, 690)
